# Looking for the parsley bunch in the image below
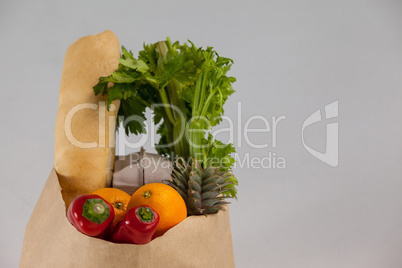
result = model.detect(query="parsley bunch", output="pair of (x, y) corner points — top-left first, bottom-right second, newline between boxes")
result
(94, 38), (237, 197)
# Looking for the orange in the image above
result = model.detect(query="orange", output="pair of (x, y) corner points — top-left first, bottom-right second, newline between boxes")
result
(91, 188), (131, 226)
(128, 183), (187, 237)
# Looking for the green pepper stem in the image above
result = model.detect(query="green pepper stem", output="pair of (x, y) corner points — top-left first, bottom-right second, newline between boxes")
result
(82, 199), (110, 224)
(136, 207), (155, 223)
(92, 203), (105, 214)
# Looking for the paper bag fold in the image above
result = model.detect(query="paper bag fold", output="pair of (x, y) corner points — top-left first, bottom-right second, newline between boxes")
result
(54, 30), (121, 209)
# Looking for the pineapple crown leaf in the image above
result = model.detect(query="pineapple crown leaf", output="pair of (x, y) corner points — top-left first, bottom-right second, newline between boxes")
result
(168, 157), (237, 216)
(220, 172), (235, 182)
(204, 207), (221, 214)
(191, 159), (203, 177)
(188, 179), (202, 192)
(189, 172), (202, 185)
(201, 191), (220, 200)
(171, 170), (188, 189)
(201, 181), (233, 193)
(201, 182), (221, 193)
(173, 157), (190, 174)
(204, 202), (230, 213)
(189, 189), (201, 200)
(202, 166), (218, 179)
(219, 187), (237, 194)
(202, 198), (224, 207)
(172, 171), (187, 184)
(202, 175), (222, 185)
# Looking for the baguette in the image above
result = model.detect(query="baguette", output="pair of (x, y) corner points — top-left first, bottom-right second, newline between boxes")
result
(54, 30), (120, 209)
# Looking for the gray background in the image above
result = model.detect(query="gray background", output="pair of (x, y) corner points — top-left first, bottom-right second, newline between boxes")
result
(1, 0), (402, 267)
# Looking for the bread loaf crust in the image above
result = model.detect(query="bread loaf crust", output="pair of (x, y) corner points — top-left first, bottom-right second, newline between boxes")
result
(54, 30), (120, 209)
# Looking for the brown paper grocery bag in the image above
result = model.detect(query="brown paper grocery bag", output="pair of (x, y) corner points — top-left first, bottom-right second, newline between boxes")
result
(20, 169), (235, 268)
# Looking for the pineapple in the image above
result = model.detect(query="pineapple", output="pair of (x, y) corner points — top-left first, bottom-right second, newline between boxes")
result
(165, 157), (235, 216)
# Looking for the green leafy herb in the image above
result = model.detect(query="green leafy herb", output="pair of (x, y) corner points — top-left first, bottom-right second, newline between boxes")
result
(94, 37), (237, 198)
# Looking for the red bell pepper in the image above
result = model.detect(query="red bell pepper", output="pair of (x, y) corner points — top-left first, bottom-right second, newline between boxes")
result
(67, 194), (115, 238)
(111, 205), (159, 244)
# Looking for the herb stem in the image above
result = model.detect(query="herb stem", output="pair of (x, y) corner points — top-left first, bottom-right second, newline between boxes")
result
(197, 67), (211, 116)
(159, 88), (176, 125)
(199, 87), (217, 118)
(133, 96), (151, 108)
(192, 73), (203, 118)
